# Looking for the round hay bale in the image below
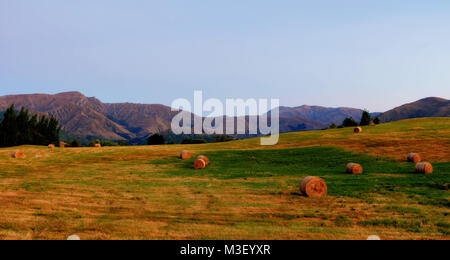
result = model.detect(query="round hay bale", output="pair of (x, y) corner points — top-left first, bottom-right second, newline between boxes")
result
(300, 176), (327, 197)
(196, 155), (210, 165)
(194, 159), (206, 169)
(407, 153), (422, 163)
(346, 163), (363, 174)
(11, 150), (25, 159)
(415, 162), (433, 174)
(67, 235), (81, 240)
(367, 235), (381, 240)
(354, 127), (363, 133)
(59, 142), (68, 148)
(180, 150), (192, 159)
(95, 143), (101, 148)
(48, 144), (55, 149)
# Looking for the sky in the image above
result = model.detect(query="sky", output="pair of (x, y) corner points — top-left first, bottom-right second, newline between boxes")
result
(1, 0), (450, 112)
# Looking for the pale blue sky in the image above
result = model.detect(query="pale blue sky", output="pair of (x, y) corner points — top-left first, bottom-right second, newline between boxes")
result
(1, 0), (449, 112)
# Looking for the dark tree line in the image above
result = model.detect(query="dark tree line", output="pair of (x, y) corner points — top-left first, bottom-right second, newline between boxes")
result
(328, 111), (381, 129)
(0, 105), (61, 147)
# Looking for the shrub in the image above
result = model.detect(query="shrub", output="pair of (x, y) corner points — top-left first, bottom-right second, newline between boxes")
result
(373, 117), (381, 125)
(101, 140), (119, 147)
(181, 138), (207, 144)
(147, 133), (165, 145)
(88, 139), (101, 147)
(70, 139), (81, 147)
(214, 135), (233, 142)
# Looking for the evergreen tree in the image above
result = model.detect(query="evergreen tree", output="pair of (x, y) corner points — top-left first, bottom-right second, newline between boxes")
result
(360, 110), (372, 126)
(1, 105), (18, 146)
(342, 117), (358, 127)
(0, 104), (62, 147)
(16, 107), (31, 145)
(28, 114), (39, 145)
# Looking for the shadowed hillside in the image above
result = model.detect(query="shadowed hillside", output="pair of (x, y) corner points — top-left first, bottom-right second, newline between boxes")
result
(279, 105), (365, 124)
(380, 97), (449, 122)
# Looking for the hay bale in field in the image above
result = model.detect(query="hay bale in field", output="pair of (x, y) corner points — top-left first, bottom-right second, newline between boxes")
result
(67, 235), (81, 240)
(300, 176), (327, 197)
(346, 163), (363, 174)
(415, 162), (433, 174)
(354, 127), (363, 133)
(367, 235), (381, 240)
(194, 159), (207, 169)
(48, 144), (55, 149)
(407, 153), (422, 163)
(95, 143), (101, 148)
(60, 142), (68, 148)
(180, 150), (192, 159)
(197, 155), (210, 165)
(11, 150), (25, 158)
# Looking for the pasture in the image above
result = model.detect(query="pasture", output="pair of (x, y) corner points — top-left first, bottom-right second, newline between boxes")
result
(0, 118), (448, 240)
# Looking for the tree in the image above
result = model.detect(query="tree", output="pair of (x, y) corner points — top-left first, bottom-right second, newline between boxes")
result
(147, 133), (165, 145)
(70, 139), (81, 147)
(342, 117), (358, 127)
(373, 117), (381, 125)
(88, 139), (101, 147)
(16, 107), (31, 145)
(1, 105), (18, 146)
(360, 110), (372, 126)
(329, 123), (337, 129)
(47, 116), (61, 145)
(0, 104), (61, 147)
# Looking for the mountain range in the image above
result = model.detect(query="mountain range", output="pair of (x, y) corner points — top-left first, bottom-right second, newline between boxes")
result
(0, 92), (448, 142)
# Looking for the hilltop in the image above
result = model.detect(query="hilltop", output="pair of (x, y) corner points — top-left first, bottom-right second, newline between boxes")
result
(380, 97), (449, 122)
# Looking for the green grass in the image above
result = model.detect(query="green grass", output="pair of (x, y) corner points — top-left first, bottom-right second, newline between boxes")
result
(0, 118), (448, 240)
(152, 146), (450, 207)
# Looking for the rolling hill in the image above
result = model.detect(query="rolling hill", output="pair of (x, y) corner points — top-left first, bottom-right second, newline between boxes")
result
(0, 118), (448, 240)
(380, 97), (449, 122)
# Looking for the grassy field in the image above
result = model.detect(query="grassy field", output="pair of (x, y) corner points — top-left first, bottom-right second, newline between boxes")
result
(0, 118), (449, 240)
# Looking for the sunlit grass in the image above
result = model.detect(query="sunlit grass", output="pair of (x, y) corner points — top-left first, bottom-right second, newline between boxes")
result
(0, 118), (448, 240)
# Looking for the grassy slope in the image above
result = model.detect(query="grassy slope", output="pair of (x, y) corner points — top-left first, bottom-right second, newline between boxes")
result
(0, 118), (448, 240)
